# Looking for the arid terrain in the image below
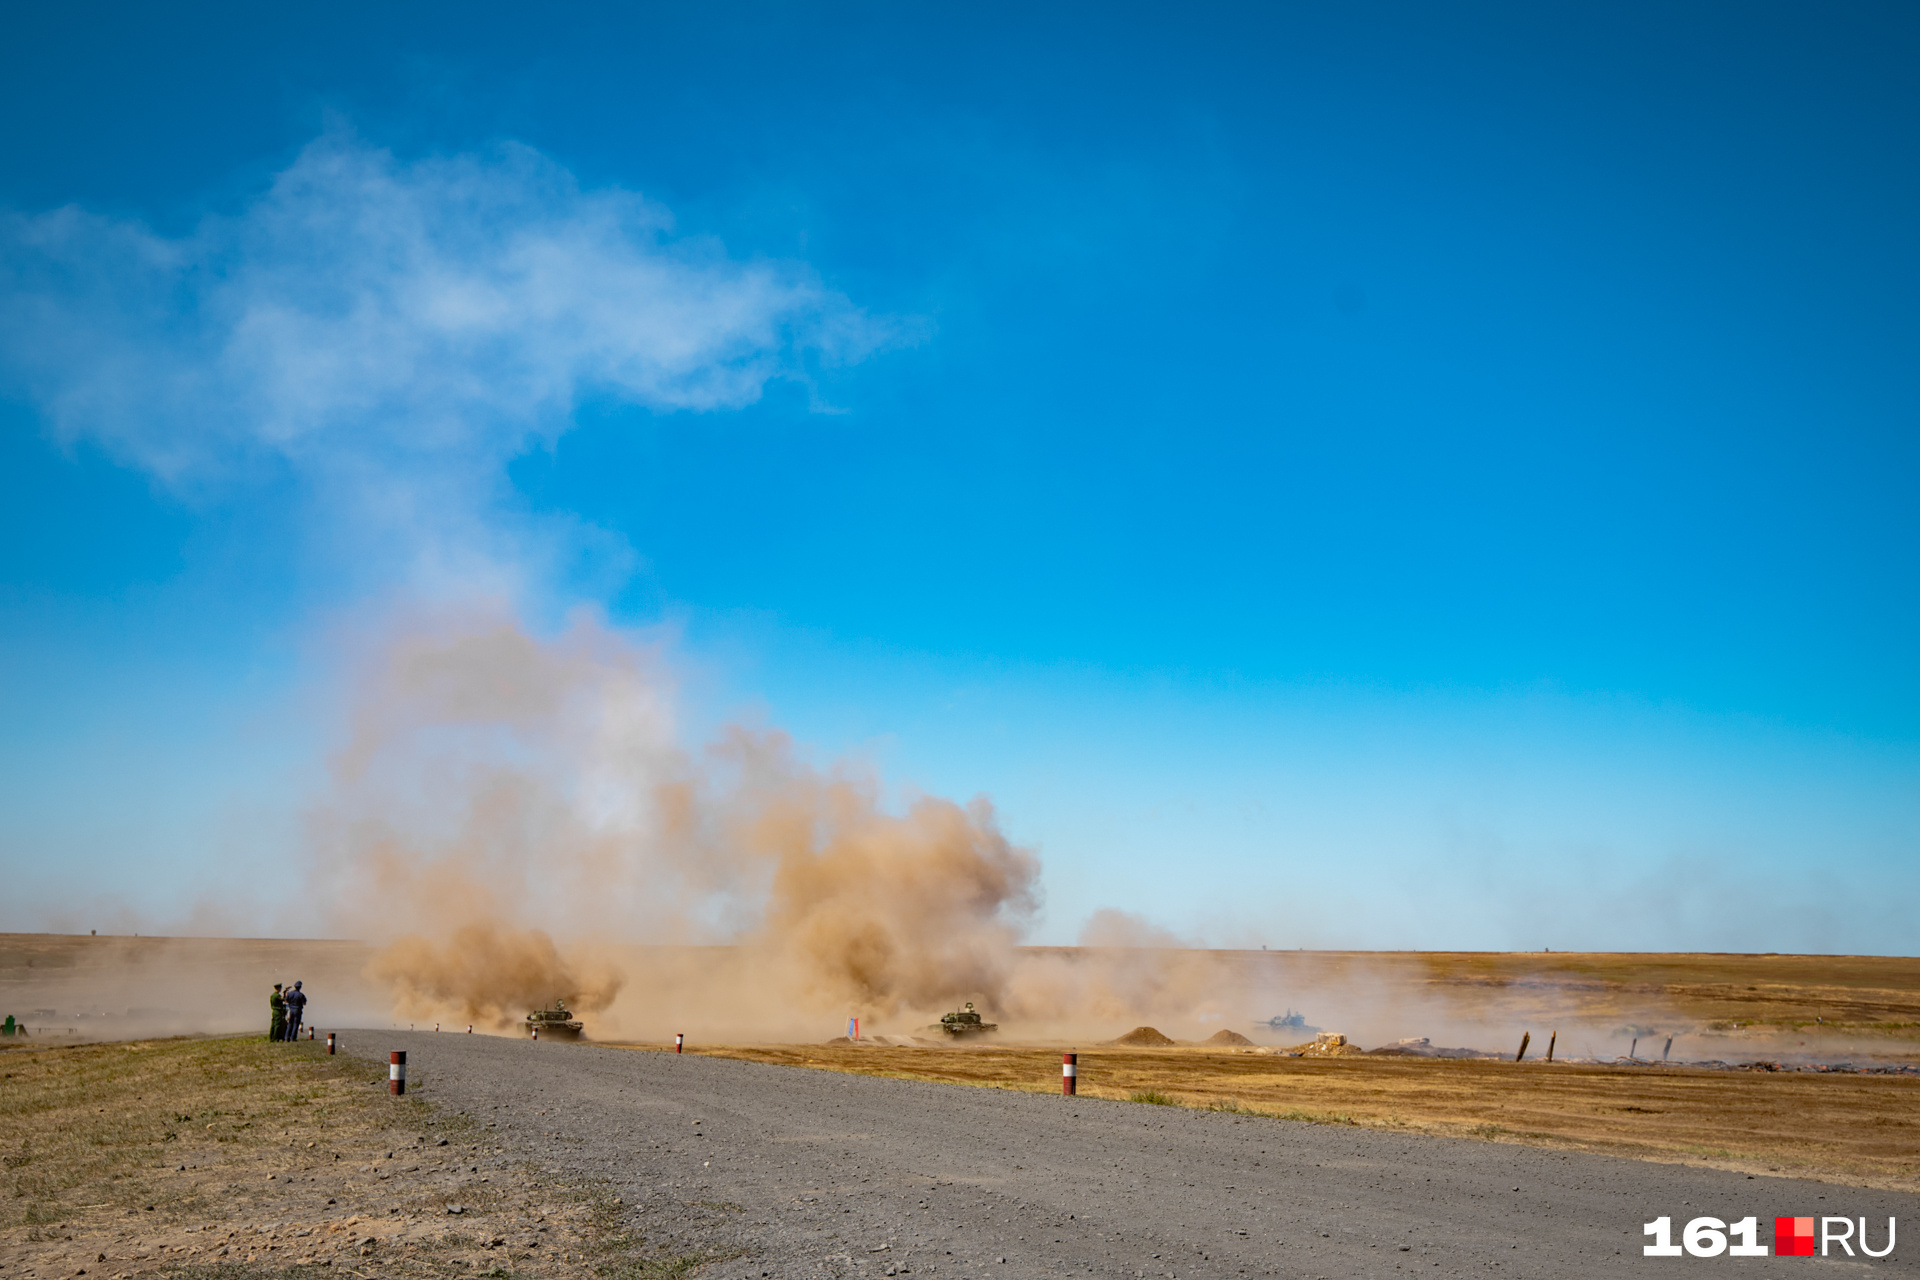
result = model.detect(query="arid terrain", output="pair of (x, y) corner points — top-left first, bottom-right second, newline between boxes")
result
(672, 1042), (1920, 1189)
(1234, 948), (1920, 1057)
(1, 1018), (1914, 1279)
(3, 934), (1917, 1197)
(7, 935), (1918, 1058)
(310, 1033), (1920, 1277)
(0, 1034), (696, 1279)
(0, 935), (387, 1043)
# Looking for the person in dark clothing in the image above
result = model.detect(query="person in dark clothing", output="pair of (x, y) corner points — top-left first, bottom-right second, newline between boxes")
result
(282, 980), (307, 1041)
(269, 983), (286, 1042)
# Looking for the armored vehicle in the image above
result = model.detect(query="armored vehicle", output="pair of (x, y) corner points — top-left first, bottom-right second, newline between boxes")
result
(1260, 1009), (1320, 1035)
(525, 1000), (584, 1040)
(939, 1002), (998, 1037)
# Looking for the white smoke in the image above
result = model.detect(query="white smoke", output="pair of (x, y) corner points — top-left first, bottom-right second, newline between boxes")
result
(0, 128), (901, 591)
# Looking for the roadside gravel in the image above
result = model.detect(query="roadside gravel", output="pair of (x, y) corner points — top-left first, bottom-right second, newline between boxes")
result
(345, 1032), (1919, 1279)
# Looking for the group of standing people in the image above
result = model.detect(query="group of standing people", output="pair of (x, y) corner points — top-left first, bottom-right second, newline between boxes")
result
(268, 980), (308, 1041)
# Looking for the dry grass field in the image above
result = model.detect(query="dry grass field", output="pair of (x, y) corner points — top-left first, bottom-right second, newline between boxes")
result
(1282, 949), (1920, 1047)
(1001, 948), (1920, 1059)
(658, 1041), (1920, 1191)
(0, 1036), (692, 1280)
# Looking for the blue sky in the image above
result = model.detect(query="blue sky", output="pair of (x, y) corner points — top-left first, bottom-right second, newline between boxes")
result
(2, 2), (1916, 949)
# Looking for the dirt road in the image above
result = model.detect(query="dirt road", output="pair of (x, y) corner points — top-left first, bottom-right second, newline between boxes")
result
(346, 1031), (1919, 1279)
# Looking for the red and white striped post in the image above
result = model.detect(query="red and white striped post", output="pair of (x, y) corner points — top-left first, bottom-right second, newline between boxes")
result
(675, 1033), (685, 1054)
(326, 1032), (336, 1056)
(1062, 1052), (1077, 1096)
(388, 1050), (407, 1096)
(531, 1025), (539, 1041)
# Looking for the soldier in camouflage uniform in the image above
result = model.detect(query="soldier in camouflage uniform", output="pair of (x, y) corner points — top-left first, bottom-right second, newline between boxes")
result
(269, 983), (286, 1042)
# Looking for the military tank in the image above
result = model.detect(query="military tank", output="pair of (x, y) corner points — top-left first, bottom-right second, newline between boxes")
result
(525, 1000), (584, 1040)
(939, 1002), (998, 1038)
(1259, 1009), (1320, 1035)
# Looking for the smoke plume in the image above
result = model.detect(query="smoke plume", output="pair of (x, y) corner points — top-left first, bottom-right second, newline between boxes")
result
(307, 605), (1043, 1034)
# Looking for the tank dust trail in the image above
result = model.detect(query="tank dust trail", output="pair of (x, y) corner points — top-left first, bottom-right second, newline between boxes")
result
(306, 606), (1053, 1035)
(307, 611), (1461, 1043)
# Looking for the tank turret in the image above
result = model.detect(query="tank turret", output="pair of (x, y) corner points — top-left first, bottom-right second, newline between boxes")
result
(939, 1001), (998, 1037)
(524, 1000), (585, 1040)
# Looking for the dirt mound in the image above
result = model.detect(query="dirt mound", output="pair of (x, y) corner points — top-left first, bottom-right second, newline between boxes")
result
(1204, 1029), (1255, 1046)
(1112, 1026), (1176, 1046)
(1289, 1032), (1365, 1057)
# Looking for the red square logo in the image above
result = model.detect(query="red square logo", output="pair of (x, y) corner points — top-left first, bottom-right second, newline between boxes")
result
(1775, 1216), (1815, 1257)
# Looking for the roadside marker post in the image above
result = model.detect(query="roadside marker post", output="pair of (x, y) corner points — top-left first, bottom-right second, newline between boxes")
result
(326, 1032), (336, 1056)
(531, 1025), (539, 1041)
(675, 1033), (685, 1054)
(389, 1051), (407, 1096)
(1062, 1052), (1077, 1096)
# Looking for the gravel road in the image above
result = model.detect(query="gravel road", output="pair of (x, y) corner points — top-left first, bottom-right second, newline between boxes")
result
(346, 1032), (1916, 1279)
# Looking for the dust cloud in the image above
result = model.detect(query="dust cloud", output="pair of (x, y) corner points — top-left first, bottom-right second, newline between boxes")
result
(296, 606), (1727, 1053)
(307, 604), (1065, 1040)
(0, 933), (388, 1042)
(368, 924), (625, 1029)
